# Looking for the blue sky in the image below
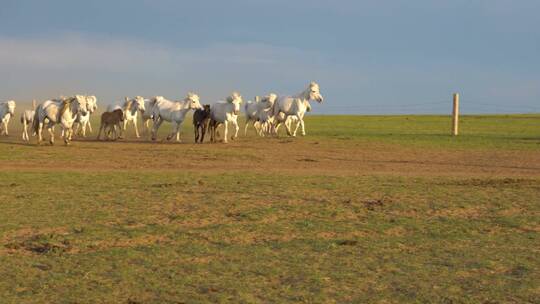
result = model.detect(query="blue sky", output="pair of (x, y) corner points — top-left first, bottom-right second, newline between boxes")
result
(1, 0), (539, 114)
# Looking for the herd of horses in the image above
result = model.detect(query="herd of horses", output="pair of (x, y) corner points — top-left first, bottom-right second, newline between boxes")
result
(0, 82), (324, 145)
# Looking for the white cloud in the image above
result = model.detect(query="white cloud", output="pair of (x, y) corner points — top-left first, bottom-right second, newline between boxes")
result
(0, 34), (329, 104)
(0, 34), (319, 71)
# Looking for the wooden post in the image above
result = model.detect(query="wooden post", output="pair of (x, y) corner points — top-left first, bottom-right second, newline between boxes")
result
(452, 93), (459, 136)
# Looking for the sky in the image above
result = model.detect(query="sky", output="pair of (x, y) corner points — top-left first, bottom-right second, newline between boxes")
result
(1, 0), (539, 114)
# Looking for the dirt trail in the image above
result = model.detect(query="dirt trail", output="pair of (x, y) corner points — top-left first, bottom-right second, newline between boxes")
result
(1, 137), (539, 178)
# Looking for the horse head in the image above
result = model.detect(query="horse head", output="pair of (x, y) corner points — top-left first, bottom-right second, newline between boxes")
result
(134, 96), (146, 113)
(74, 94), (88, 116)
(113, 109), (125, 122)
(226, 92), (243, 115)
(5, 100), (16, 116)
(186, 92), (203, 110)
(86, 95), (98, 113)
(124, 97), (139, 116)
(308, 81), (323, 103)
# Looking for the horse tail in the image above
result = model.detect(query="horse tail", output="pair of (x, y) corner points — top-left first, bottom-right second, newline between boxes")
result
(31, 108), (40, 135)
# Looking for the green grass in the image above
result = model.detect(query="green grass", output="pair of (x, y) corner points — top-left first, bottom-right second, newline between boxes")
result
(0, 172), (538, 303)
(305, 114), (540, 149)
(0, 114), (539, 303)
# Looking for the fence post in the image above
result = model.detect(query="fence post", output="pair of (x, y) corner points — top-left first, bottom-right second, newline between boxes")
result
(452, 93), (459, 136)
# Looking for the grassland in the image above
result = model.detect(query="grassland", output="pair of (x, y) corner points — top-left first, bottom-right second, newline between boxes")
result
(0, 114), (539, 303)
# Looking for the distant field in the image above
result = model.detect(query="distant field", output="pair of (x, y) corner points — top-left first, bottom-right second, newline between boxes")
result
(0, 114), (539, 303)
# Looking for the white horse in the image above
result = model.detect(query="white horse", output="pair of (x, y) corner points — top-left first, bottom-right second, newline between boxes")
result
(21, 100), (36, 141)
(244, 94), (277, 136)
(139, 98), (155, 135)
(73, 95), (98, 137)
(151, 92), (203, 142)
(107, 96), (145, 138)
(244, 96), (261, 135)
(210, 92), (243, 143)
(32, 95), (88, 145)
(272, 81), (323, 136)
(0, 100), (16, 136)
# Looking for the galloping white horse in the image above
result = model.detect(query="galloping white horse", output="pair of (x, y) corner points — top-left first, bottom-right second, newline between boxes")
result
(210, 92), (243, 143)
(107, 96), (145, 138)
(244, 96), (262, 135)
(139, 98), (155, 135)
(0, 100), (16, 136)
(32, 95), (88, 145)
(73, 95), (98, 137)
(244, 94), (277, 136)
(273, 82), (323, 136)
(21, 100), (36, 141)
(151, 92), (203, 142)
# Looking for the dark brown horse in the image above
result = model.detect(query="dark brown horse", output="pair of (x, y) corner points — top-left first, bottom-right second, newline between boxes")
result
(97, 109), (124, 141)
(192, 104), (211, 143)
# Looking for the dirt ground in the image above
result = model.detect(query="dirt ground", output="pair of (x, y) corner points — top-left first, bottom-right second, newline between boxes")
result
(1, 135), (539, 178)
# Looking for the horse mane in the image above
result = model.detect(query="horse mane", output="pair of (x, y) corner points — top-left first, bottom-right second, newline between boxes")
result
(124, 97), (133, 111)
(154, 96), (164, 104)
(59, 97), (74, 117)
(226, 92), (242, 103)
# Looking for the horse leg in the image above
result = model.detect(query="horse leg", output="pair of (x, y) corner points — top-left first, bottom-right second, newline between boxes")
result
(151, 118), (163, 141)
(176, 124), (181, 142)
(37, 122), (43, 144)
(232, 120), (239, 140)
(47, 126), (55, 145)
(300, 118), (306, 136)
(81, 122), (87, 137)
(201, 123), (207, 143)
(166, 121), (177, 141)
(244, 119), (250, 136)
(22, 120), (27, 141)
(253, 121), (260, 136)
(107, 125), (114, 140)
(97, 123), (103, 140)
(119, 119), (127, 139)
(275, 121), (283, 137)
(144, 119), (150, 135)
(133, 118), (140, 138)
(292, 119), (301, 137)
(259, 121), (267, 137)
(87, 121), (93, 133)
(64, 128), (71, 145)
(223, 121), (229, 143)
(284, 117), (293, 137)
